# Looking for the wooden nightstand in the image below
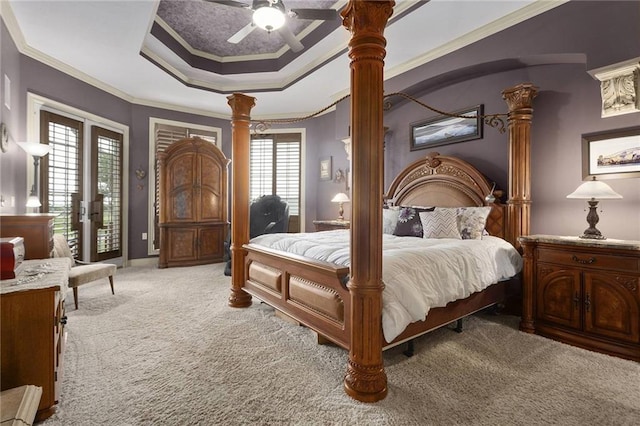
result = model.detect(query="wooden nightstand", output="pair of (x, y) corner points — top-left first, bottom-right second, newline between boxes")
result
(313, 220), (350, 231)
(519, 235), (640, 361)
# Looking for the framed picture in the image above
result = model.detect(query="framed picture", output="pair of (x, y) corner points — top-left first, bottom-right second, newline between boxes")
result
(410, 105), (483, 151)
(582, 127), (640, 180)
(320, 157), (332, 181)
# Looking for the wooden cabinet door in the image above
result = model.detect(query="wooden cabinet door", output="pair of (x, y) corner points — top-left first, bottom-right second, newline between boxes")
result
(198, 226), (225, 262)
(536, 265), (582, 330)
(583, 272), (640, 343)
(198, 152), (224, 222)
(167, 152), (197, 222)
(166, 228), (198, 263)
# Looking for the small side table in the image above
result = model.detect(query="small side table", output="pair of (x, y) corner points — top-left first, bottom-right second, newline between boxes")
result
(313, 220), (350, 231)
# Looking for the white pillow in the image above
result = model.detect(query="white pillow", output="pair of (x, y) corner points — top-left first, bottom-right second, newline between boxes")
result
(456, 206), (492, 240)
(382, 207), (400, 234)
(419, 209), (461, 239)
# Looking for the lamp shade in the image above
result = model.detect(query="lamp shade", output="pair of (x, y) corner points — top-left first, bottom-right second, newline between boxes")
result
(26, 195), (42, 208)
(252, 1), (285, 32)
(566, 177), (622, 200)
(331, 192), (350, 203)
(17, 141), (51, 157)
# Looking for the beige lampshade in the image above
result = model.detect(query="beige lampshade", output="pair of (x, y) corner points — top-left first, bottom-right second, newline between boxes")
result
(331, 192), (350, 203)
(17, 141), (51, 157)
(26, 195), (42, 208)
(566, 177), (622, 200)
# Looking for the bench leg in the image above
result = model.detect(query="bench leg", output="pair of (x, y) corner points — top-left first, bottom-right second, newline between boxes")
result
(73, 287), (79, 310)
(109, 276), (114, 295)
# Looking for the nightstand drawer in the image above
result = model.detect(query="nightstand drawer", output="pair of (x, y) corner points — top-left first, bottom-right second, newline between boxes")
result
(538, 248), (639, 273)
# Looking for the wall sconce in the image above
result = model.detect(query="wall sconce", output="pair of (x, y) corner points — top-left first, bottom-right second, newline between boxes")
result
(135, 166), (146, 191)
(17, 141), (51, 210)
(331, 192), (350, 221)
(566, 176), (622, 240)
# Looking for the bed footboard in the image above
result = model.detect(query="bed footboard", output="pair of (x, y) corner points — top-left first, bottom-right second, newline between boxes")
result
(244, 243), (352, 349)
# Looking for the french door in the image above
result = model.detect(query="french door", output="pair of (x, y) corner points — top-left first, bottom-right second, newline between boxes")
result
(40, 111), (123, 262)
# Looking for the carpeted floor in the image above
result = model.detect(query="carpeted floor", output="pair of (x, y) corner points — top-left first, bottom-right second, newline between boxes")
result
(43, 263), (640, 425)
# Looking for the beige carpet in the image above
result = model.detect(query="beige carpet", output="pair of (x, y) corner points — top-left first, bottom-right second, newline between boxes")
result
(43, 263), (640, 425)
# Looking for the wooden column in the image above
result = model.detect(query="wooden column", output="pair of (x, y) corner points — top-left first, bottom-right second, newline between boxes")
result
(227, 93), (256, 308)
(341, 0), (394, 403)
(502, 83), (538, 250)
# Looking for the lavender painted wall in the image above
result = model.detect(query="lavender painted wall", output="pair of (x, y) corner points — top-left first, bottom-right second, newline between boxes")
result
(0, 22), (26, 212)
(315, 1), (640, 240)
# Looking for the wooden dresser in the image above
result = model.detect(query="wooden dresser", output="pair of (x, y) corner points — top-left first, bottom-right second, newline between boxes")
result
(158, 138), (230, 268)
(0, 213), (57, 260)
(1, 258), (71, 421)
(519, 235), (639, 361)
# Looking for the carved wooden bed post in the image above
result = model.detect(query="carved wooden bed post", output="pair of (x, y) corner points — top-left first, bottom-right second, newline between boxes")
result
(341, 0), (394, 402)
(227, 93), (256, 308)
(502, 83), (538, 250)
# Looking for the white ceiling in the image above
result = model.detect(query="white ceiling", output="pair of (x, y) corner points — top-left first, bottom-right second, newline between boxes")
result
(2, 0), (562, 120)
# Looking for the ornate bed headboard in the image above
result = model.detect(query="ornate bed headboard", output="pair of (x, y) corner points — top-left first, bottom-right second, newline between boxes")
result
(384, 152), (506, 239)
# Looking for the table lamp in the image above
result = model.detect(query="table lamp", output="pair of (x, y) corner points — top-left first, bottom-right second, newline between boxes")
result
(566, 176), (622, 240)
(331, 192), (350, 221)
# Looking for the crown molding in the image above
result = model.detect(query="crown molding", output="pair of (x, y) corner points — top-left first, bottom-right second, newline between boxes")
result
(385, 0), (570, 80)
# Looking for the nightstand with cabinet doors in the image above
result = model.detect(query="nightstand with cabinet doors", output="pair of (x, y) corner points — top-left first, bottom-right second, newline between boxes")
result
(519, 235), (639, 361)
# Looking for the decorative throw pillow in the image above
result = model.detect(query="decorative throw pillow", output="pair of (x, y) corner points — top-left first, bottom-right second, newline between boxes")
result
(382, 207), (400, 234)
(393, 206), (435, 237)
(419, 209), (461, 239)
(456, 206), (492, 240)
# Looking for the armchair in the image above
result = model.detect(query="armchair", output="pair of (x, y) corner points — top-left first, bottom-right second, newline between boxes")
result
(52, 234), (117, 309)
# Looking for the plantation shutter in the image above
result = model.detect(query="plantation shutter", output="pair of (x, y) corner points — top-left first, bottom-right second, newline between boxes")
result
(249, 133), (301, 231)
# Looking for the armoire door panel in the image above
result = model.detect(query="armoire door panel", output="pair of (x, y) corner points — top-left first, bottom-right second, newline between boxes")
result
(170, 153), (196, 188)
(171, 190), (196, 221)
(167, 228), (197, 261)
(198, 226), (225, 261)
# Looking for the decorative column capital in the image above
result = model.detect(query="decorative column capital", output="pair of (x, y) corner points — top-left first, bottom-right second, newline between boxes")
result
(227, 93), (256, 120)
(502, 83), (538, 113)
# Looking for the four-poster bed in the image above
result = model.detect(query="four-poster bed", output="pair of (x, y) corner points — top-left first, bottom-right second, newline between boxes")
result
(227, 1), (538, 403)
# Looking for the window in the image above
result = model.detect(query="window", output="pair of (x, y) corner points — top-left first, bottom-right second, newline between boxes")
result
(250, 133), (301, 231)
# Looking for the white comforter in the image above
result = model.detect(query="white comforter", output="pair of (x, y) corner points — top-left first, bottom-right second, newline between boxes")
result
(250, 230), (523, 342)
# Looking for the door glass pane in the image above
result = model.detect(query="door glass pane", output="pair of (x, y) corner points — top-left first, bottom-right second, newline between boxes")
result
(95, 131), (122, 258)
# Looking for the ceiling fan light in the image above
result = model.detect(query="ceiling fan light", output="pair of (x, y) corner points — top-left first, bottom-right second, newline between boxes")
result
(253, 5), (285, 32)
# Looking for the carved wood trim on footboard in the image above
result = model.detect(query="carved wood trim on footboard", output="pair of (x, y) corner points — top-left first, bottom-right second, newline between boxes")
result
(244, 243), (352, 349)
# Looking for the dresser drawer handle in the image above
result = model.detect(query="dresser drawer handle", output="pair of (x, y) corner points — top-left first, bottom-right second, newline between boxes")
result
(571, 255), (596, 265)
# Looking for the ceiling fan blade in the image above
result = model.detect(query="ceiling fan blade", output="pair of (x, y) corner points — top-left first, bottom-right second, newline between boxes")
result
(204, 0), (251, 8)
(279, 24), (304, 53)
(228, 22), (257, 44)
(289, 8), (339, 21)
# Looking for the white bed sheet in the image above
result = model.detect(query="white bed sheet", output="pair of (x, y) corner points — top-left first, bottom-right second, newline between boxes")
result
(250, 230), (523, 342)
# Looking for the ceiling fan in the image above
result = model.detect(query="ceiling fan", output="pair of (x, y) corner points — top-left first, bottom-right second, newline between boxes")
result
(206, 0), (339, 53)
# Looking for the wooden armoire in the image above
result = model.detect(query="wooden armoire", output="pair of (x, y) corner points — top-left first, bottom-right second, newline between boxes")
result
(157, 137), (230, 268)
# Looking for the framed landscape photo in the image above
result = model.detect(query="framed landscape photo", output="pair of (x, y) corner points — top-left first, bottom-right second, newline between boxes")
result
(582, 127), (640, 180)
(320, 157), (332, 181)
(410, 105), (483, 151)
